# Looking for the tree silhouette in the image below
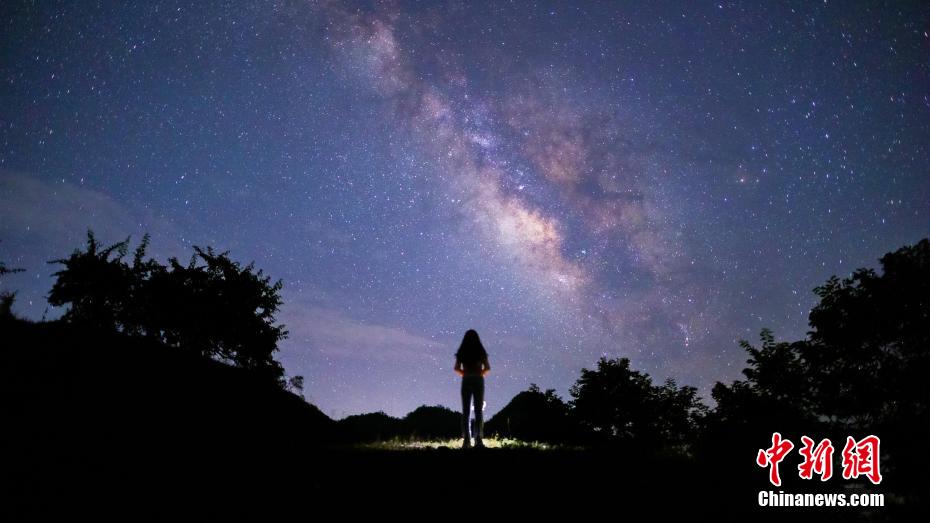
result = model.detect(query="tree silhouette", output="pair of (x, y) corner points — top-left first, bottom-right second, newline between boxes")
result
(48, 231), (156, 332)
(708, 329), (817, 427)
(697, 331), (822, 477)
(569, 357), (706, 449)
(288, 375), (305, 394)
(701, 239), (930, 491)
(804, 239), (930, 430)
(0, 254), (25, 318)
(47, 230), (287, 383)
(143, 245), (287, 379)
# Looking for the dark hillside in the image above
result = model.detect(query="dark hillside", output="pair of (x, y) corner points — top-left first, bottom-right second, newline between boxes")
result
(2, 316), (335, 518)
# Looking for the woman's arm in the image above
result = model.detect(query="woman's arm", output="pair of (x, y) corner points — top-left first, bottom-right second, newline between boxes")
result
(481, 355), (490, 377)
(454, 358), (464, 377)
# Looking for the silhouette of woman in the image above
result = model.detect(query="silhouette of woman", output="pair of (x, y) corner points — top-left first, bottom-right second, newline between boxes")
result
(454, 329), (491, 449)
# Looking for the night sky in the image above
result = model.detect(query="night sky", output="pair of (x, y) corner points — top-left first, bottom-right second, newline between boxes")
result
(2, 1), (928, 419)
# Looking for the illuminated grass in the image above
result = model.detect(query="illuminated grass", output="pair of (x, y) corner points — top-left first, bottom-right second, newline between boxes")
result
(355, 437), (576, 451)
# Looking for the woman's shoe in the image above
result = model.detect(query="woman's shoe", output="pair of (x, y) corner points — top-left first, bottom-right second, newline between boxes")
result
(474, 439), (485, 449)
(462, 439), (472, 449)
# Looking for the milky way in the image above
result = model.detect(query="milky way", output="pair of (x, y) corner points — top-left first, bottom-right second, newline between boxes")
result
(1, 1), (928, 418)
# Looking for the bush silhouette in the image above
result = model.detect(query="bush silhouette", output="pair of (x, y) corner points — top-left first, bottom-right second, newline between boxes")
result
(485, 384), (579, 443)
(0, 255), (25, 318)
(47, 230), (287, 383)
(402, 405), (460, 440)
(337, 411), (404, 443)
(701, 239), (930, 494)
(805, 239), (930, 429)
(569, 357), (706, 450)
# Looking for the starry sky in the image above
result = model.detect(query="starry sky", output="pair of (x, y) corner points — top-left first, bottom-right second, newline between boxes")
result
(1, 1), (928, 419)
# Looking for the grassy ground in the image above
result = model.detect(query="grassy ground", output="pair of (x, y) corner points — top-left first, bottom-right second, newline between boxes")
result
(288, 440), (912, 521)
(8, 436), (914, 520)
(354, 436), (574, 450)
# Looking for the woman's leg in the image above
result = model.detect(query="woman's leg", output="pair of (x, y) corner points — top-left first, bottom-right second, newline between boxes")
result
(474, 378), (485, 444)
(461, 379), (473, 444)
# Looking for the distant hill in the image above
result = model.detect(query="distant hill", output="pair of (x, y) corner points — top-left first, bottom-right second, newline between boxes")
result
(335, 405), (461, 442)
(337, 411), (404, 442)
(400, 405), (459, 440)
(485, 384), (582, 443)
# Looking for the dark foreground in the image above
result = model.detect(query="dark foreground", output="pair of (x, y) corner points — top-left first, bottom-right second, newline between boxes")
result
(8, 443), (914, 520)
(3, 319), (923, 520)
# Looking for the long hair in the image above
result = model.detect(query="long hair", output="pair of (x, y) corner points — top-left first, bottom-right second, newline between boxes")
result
(455, 329), (488, 364)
